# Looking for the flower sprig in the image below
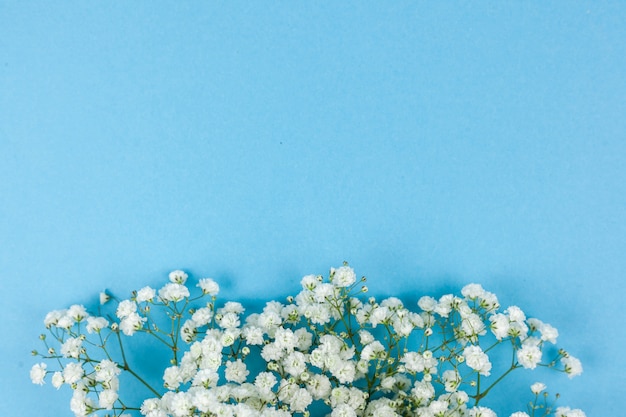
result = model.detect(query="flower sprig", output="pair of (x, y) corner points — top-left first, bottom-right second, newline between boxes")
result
(31, 264), (585, 417)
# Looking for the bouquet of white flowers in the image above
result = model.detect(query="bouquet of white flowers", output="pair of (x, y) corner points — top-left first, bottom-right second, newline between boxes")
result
(31, 264), (584, 417)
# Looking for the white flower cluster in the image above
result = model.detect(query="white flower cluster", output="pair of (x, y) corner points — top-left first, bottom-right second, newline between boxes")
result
(32, 265), (584, 417)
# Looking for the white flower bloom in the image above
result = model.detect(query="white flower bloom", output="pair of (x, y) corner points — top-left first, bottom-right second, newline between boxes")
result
(561, 355), (583, 378)
(468, 406), (497, 417)
(61, 337), (83, 358)
(62, 362), (84, 384)
(283, 351), (307, 376)
(191, 307), (213, 326)
(305, 303), (332, 325)
(306, 374), (331, 400)
(70, 385), (95, 417)
(99, 291), (110, 305)
(530, 382), (546, 394)
(192, 369), (219, 388)
(96, 359), (121, 383)
(418, 296), (437, 312)
(99, 389), (118, 409)
(169, 392), (193, 417)
(429, 400), (449, 415)
(44, 309), (66, 328)
(555, 407), (587, 417)
(136, 286), (156, 303)
(332, 403), (358, 417)
(51, 371), (64, 389)
(198, 278), (219, 296)
(517, 344), (542, 369)
(480, 291), (499, 310)
(300, 274), (320, 290)
(489, 313), (510, 340)
(361, 341), (385, 361)
(461, 283), (485, 299)
(220, 301), (245, 314)
(159, 283), (190, 302)
(461, 312), (486, 337)
(443, 370), (461, 392)
(358, 330), (375, 345)
(164, 366), (183, 390)
(56, 313), (74, 329)
(169, 270), (188, 284)
(119, 312), (146, 336)
(369, 306), (390, 327)
(294, 328), (313, 350)
(243, 325), (264, 345)
(116, 299), (137, 319)
(435, 294), (455, 317)
(288, 387), (312, 412)
(67, 305), (88, 322)
(225, 359), (249, 383)
(86, 316), (109, 333)
(506, 305), (526, 323)
(401, 351), (425, 373)
(141, 398), (164, 416)
(510, 413), (531, 417)
(332, 360), (356, 384)
(30, 363), (47, 385)
(313, 282), (336, 302)
(528, 318), (559, 344)
(463, 345), (492, 376)
(331, 265), (357, 287)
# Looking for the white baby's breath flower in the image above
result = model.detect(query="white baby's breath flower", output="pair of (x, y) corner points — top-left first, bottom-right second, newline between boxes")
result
(96, 359), (121, 383)
(517, 344), (542, 369)
(60, 337), (83, 358)
(191, 307), (213, 326)
(86, 316), (109, 333)
(116, 299), (137, 319)
(300, 274), (320, 290)
(30, 363), (47, 385)
(30, 265), (586, 417)
(51, 371), (64, 389)
(417, 296), (437, 312)
(468, 406), (497, 417)
(136, 286), (156, 303)
(463, 345), (492, 376)
(197, 278), (219, 296)
(555, 407), (587, 417)
(67, 305), (88, 322)
(62, 362), (84, 384)
(461, 283), (485, 299)
(158, 283), (190, 302)
(99, 291), (110, 305)
(561, 355), (583, 378)
(331, 403), (358, 417)
(119, 312), (146, 336)
(289, 387), (313, 412)
(331, 265), (357, 287)
(530, 382), (546, 394)
(489, 313), (510, 340)
(169, 270), (188, 284)
(99, 389), (118, 409)
(506, 305), (526, 323)
(44, 309), (65, 328)
(225, 359), (249, 383)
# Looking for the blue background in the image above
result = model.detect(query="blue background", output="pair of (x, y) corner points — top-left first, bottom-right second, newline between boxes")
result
(2, 2), (625, 415)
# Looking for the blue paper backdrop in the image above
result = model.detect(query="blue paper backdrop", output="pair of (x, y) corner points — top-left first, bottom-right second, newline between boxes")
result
(2, 2), (624, 416)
